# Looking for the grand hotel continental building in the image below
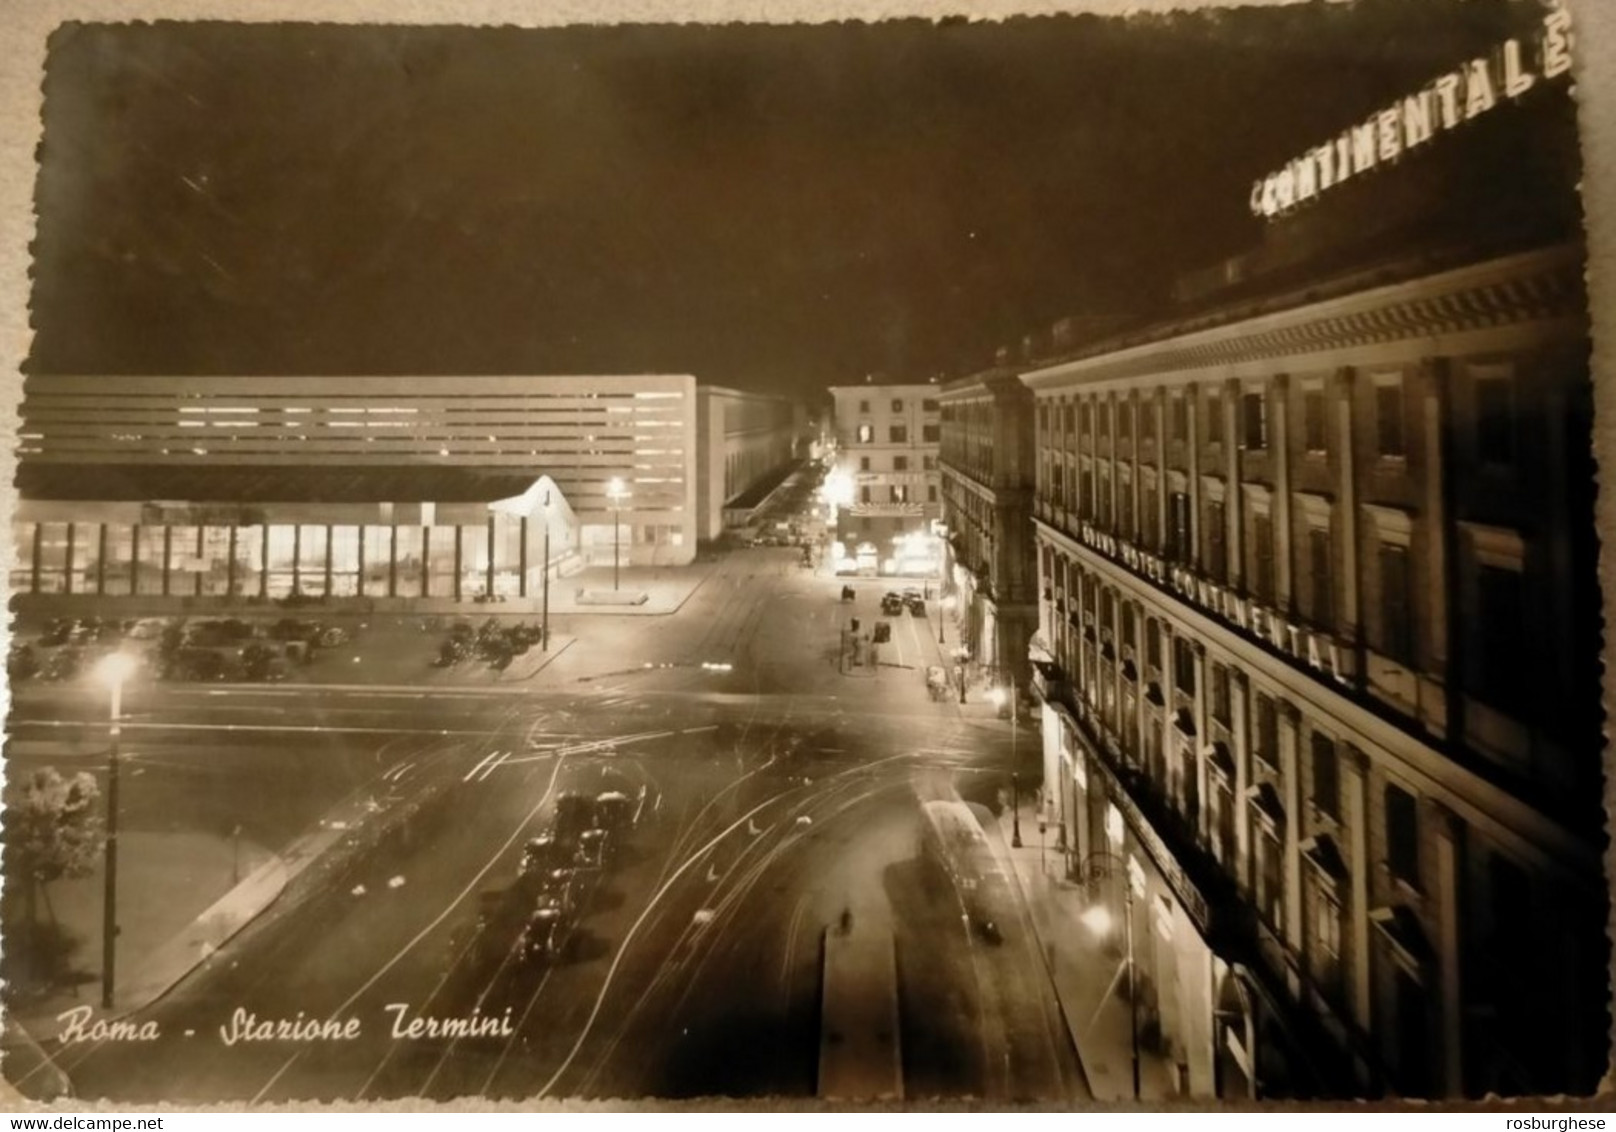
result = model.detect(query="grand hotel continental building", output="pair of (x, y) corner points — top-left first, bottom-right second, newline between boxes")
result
(1022, 20), (1605, 1103)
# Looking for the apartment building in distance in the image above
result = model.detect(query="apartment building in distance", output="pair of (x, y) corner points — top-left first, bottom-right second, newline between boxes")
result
(827, 382), (943, 572)
(1022, 20), (1604, 1102)
(937, 367), (1038, 687)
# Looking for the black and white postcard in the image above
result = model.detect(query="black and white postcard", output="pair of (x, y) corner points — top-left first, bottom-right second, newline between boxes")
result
(2, 0), (1613, 1111)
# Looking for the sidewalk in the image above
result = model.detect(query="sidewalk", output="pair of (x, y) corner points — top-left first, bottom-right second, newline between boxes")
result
(4, 770), (423, 1040)
(12, 562), (715, 623)
(4, 830), (274, 1030)
(987, 799), (1181, 1104)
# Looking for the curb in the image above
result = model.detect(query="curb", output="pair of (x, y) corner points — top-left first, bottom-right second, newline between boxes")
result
(4, 851), (290, 1041)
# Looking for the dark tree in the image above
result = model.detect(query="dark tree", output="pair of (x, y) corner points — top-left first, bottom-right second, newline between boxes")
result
(6, 767), (103, 931)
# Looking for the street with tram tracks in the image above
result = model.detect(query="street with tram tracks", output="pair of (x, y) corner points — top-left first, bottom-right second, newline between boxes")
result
(4, 548), (1085, 1104)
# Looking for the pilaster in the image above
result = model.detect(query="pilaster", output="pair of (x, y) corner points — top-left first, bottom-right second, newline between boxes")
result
(1277, 698), (1304, 965)
(1272, 374), (1294, 613)
(1432, 801), (1467, 1097)
(1342, 743), (1373, 1032)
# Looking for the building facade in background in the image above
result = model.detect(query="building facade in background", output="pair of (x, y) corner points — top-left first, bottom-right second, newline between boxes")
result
(827, 382), (943, 573)
(11, 373), (790, 603)
(695, 385), (803, 541)
(1026, 242), (1603, 1101)
(1017, 13), (1601, 1102)
(937, 368), (1038, 688)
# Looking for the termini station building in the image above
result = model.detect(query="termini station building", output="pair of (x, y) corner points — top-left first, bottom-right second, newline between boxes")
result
(1018, 10), (1605, 1102)
(12, 374), (800, 605)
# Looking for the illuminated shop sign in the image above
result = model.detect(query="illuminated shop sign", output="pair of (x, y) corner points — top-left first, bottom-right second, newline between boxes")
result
(1250, 6), (1573, 220)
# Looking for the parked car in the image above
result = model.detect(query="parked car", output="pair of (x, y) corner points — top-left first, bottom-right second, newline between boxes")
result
(595, 790), (635, 835)
(126, 617), (170, 641)
(240, 642), (288, 682)
(554, 791), (598, 842)
(521, 908), (569, 964)
(164, 647), (231, 682)
(268, 618), (319, 643)
(529, 866), (579, 914)
(520, 835), (566, 878)
(872, 621), (892, 644)
(37, 620), (73, 648)
(576, 827), (610, 868)
(41, 647), (85, 682)
(8, 643), (39, 682)
(880, 593), (905, 616)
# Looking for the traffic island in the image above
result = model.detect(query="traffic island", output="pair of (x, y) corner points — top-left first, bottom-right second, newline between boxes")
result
(818, 918), (903, 1102)
(574, 588), (650, 607)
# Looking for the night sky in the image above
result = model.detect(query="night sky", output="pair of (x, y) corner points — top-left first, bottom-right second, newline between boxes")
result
(26, 1), (1537, 399)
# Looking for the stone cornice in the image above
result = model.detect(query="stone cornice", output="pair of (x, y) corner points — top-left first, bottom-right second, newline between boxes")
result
(1019, 244), (1584, 394)
(941, 365), (1035, 403)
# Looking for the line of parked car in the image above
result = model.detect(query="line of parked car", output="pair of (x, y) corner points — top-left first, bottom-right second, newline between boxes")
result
(459, 787), (638, 968)
(8, 615), (352, 684)
(881, 588), (928, 617)
(432, 618), (546, 671)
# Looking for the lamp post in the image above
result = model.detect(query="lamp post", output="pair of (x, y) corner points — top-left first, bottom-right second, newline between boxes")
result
(1080, 851), (1141, 1100)
(938, 593), (951, 646)
(1010, 771), (1023, 848)
(96, 652), (138, 1011)
(540, 490), (553, 650)
(606, 478), (629, 592)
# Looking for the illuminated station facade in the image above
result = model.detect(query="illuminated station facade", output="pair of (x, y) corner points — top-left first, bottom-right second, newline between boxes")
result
(13, 374), (802, 604)
(970, 8), (1600, 1102)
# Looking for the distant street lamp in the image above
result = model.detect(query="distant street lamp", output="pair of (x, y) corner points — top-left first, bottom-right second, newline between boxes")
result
(1011, 771), (1023, 849)
(606, 478), (630, 592)
(541, 490), (553, 650)
(95, 651), (139, 1010)
(1080, 850), (1141, 1100)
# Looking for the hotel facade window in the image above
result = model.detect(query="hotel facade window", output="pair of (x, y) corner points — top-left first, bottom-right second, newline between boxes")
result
(1303, 387), (1328, 453)
(1384, 782), (1419, 888)
(1376, 542), (1414, 665)
(1241, 391), (1268, 449)
(1474, 373), (1515, 466)
(1374, 376), (1406, 458)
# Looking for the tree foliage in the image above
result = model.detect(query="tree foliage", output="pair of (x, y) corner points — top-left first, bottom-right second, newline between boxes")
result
(7, 767), (103, 893)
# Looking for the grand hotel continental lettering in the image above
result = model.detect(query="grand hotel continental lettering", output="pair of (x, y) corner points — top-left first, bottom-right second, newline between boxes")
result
(1249, 6), (1573, 220)
(1076, 520), (1355, 688)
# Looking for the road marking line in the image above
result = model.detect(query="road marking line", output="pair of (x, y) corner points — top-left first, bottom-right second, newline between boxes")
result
(463, 750), (501, 782)
(476, 750), (510, 782)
